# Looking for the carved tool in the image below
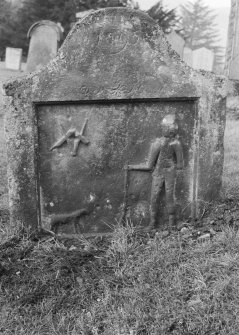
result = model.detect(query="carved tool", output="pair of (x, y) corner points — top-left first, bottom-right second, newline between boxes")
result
(50, 128), (76, 151)
(120, 163), (130, 224)
(50, 118), (90, 156)
(71, 118), (89, 156)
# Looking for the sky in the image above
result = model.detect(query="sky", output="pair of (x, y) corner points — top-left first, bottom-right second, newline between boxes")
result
(137, 0), (231, 48)
(137, 0), (231, 10)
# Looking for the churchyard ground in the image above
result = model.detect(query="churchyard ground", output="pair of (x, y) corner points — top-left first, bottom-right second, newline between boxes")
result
(1, 66), (239, 334)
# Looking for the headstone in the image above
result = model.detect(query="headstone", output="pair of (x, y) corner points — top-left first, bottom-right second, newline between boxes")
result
(192, 47), (214, 72)
(4, 8), (228, 235)
(183, 47), (193, 67)
(5, 47), (22, 71)
(26, 20), (63, 72)
(225, 0), (239, 79)
(166, 30), (185, 58)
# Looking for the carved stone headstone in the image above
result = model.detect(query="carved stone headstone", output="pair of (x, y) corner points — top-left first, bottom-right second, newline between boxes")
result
(26, 20), (63, 72)
(192, 47), (214, 72)
(166, 30), (185, 58)
(5, 47), (22, 71)
(183, 47), (193, 67)
(4, 8), (228, 235)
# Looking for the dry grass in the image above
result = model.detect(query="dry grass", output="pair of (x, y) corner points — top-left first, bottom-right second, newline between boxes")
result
(1, 223), (239, 334)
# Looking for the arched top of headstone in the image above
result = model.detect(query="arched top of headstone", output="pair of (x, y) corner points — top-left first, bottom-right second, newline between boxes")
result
(5, 7), (228, 101)
(27, 20), (63, 41)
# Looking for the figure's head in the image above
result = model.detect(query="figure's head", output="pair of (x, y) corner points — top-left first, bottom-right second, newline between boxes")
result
(161, 114), (178, 137)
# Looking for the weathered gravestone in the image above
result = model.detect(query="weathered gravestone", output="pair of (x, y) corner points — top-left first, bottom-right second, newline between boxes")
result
(5, 47), (22, 71)
(26, 20), (63, 72)
(192, 47), (214, 72)
(166, 30), (185, 58)
(183, 47), (193, 67)
(4, 8), (228, 235)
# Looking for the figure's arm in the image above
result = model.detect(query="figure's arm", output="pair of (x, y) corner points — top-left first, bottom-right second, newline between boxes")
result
(128, 140), (161, 171)
(173, 140), (184, 169)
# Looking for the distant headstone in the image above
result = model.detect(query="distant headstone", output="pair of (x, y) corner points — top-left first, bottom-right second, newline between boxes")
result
(26, 20), (63, 72)
(183, 47), (193, 67)
(192, 47), (214, 72)
(166, 30), (185, 58)
(5, 47), (22, 71)
(4, 8), (228, 235)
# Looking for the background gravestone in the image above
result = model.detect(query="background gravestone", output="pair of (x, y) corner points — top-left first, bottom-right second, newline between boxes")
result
(26, 20), (63, 72)
(166, 30), (185, 58)
(183, 47), (193, 67)
(4, 8), (228, 235)
(5, 47), (22, 71)
(192, 47), (214, 72)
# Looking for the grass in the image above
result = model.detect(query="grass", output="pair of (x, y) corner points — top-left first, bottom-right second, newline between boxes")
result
(1, 221), (239, 334)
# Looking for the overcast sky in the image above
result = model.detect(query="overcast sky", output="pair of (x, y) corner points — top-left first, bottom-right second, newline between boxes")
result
(137, 0), (231, 48)
(137, 0), (231, 10)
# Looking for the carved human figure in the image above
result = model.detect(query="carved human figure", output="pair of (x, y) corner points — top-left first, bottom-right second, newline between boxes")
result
(128, 114), (183, 231)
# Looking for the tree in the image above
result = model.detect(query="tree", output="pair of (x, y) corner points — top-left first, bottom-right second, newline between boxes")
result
(146, 1), (179, 34)
(10, 0), (77, 56)
(0, 0), (16, 59)
(180, 0), (220, 50)
(1, 0), (133, 58)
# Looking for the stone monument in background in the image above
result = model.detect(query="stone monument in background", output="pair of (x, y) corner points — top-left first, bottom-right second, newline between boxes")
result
(166, 30), (185, 58)
(225, 0), (239, 80)
(183, 47), (193, 67)
(4, 8), (228, 235)
(5, 47), (22, 71)
(192, 47), (214, 72)
(26, 20), (63, 72)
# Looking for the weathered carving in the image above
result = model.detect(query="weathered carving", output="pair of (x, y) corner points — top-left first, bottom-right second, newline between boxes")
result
(50, 118), (90, 156)
(127, 114), (184, 232)
(50, 208), (88, 234)
(97, 26), (128, 54)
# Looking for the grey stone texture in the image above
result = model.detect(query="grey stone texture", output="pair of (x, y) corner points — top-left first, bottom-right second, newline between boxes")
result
(26, 20), (63, 72)
(3, 8), (229, 234)
(225, 0), (239, 80)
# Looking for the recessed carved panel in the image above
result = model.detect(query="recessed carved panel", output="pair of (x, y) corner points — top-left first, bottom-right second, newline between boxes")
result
(37, 100), (197, 234)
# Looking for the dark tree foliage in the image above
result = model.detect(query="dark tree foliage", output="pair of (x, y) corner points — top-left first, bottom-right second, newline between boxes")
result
(9, 0), (76, 57)
(146, 1), (179, 34)
(0, 0), (131, 58)
(1, 0), (180, 60)
(0, 0), (16, 59)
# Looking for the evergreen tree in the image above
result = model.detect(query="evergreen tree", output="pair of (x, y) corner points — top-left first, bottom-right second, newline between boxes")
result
(0, 0), (16, 59)
(180, 0), (220, 50)
(1, 0), (132, 58)
(0, 0), (179, 60)
(147, 1), (179, 34)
